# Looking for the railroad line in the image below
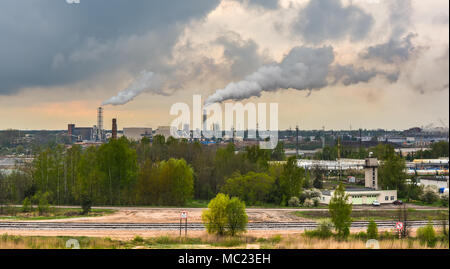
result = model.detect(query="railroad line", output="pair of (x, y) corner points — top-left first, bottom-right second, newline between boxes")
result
(0, 220), (443, 231)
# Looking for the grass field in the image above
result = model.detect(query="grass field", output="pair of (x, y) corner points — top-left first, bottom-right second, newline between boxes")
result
(293, 209), (449, 221)
(0, 207), (116, 220)
(1, 232), (448, 249)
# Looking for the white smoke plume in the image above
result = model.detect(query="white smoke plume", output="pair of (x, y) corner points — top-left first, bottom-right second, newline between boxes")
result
(205, 46), (397, 105)
(102, 70), (162, 106)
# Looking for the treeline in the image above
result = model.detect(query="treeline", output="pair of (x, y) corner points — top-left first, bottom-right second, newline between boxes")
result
(405, 141), (449, 160)
(0, 136), (289, 206)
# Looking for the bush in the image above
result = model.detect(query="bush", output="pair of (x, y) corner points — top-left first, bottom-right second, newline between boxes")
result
(417, 222), (437, 247)
(21, 197), (32, 213)
(305, 219), (333, 239)
(303, 198), (314, 207)
(312, 197), (320, 207)
(440, 193), (449, 207)
(367, 219), (378, 239)
(288, 197), (300, 207)
(420, 186), (439, 204)
(355, 231), (367, 240)
(202, 194), (248, 236)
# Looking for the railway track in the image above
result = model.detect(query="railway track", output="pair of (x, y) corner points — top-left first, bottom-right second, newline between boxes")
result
(0, 220), (443, 231)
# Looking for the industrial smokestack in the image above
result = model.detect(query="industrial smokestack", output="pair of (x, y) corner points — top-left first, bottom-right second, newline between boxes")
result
(97, 107), (103, 141)
(112, 118), (117, 140)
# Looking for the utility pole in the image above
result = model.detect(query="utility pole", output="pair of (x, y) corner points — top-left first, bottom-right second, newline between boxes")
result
(337, 136), (341, 181)
(296, 125), (299, 158)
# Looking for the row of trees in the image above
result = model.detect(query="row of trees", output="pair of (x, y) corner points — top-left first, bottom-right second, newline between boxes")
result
(0, 136), (289, 207)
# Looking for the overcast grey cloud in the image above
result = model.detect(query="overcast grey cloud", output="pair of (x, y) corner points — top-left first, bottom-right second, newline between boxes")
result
(291, 0), (374, 44)
(361, 33), (417, 64)
(361, 0), (417, 63)
(0, 0), (220, 95)
(215, 32), (266, 79)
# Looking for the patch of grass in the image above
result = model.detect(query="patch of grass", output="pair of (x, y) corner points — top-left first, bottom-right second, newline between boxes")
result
(0, 207), (115, 220)
(211, 237), (246, 247)
(293, 210), (448, 221)
(1, 232), (448, 249)
(0, 234), (121, 249)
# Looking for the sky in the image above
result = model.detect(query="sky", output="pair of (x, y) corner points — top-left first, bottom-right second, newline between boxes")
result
(0, 0), (448, 131)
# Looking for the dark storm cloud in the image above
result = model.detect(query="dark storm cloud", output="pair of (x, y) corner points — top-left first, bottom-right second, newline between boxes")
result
(0, 0), (221, 95)
(215, 32), (266, 79)
(360, 0), (418, 63)
(291, 0), (374, 44)
(360, 33), (417, 64)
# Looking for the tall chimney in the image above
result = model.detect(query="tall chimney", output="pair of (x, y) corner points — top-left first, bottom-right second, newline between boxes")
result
(112, 118), (117, 139)
(97, 107), (103, 141)
(68, 124), (75, 143)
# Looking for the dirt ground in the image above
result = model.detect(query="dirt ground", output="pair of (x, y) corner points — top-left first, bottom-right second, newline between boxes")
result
(23, 208), (312, 223)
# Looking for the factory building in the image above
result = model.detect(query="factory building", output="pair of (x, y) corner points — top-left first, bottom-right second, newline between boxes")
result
(320, 158), (398, 205)
(123, 127), (152, 141)
(154, 126), (172, 139)
(68, 124), (94, 142)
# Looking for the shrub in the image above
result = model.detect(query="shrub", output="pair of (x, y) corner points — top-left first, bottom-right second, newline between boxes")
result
(303, 198), (314, 207)
(355, 231), (367, 240)
(367, 219), (378, 239)
(440, 193), (449, 207)
(417, 222), (437, 248)
(288, 197), (300, 207)
(312, 197), (320, 207)
(305, 219), (334, 239)
(21, 197), (32, 213)
(420, 186), (439, 204)
(132, 235), (145, 243)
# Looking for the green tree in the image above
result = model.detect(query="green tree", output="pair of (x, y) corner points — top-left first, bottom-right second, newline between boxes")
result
(21, 197), (32, 213)
(378, 153), (407, 195)
(226, 197), (248, 236)
(202, 193), (230, 236)
(270, 142), (286, 161)
(312, 165), (325, 189)
(279, 157), (305, 205)
(329, 183), (352, 239)
(417, 222), (437, 247)
(158, 158), (194, 206)
(367, 219), (378, 239)
(221, 172), (274, 205)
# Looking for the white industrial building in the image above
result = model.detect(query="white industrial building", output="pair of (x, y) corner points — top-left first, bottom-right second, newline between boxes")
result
(320, 158), (398, 205)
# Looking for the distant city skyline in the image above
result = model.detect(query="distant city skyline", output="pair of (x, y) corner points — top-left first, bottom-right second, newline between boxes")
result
(0, 0), (448, 130)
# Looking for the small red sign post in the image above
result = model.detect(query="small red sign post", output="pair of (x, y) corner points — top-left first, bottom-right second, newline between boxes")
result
(396, 222), (404, 239)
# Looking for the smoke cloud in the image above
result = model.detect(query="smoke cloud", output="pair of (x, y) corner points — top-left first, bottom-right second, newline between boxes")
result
(205, 46), (397, 105)
(102, 70), (162, 106)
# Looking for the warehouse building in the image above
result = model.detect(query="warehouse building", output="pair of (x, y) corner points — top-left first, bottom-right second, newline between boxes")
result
(321, 158), (398, 205)
(123, 127), (152, 141)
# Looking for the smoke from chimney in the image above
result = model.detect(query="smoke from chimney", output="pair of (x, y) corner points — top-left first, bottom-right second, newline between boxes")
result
(102, 70), (162, 106)
(205, 46), (398, 105)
